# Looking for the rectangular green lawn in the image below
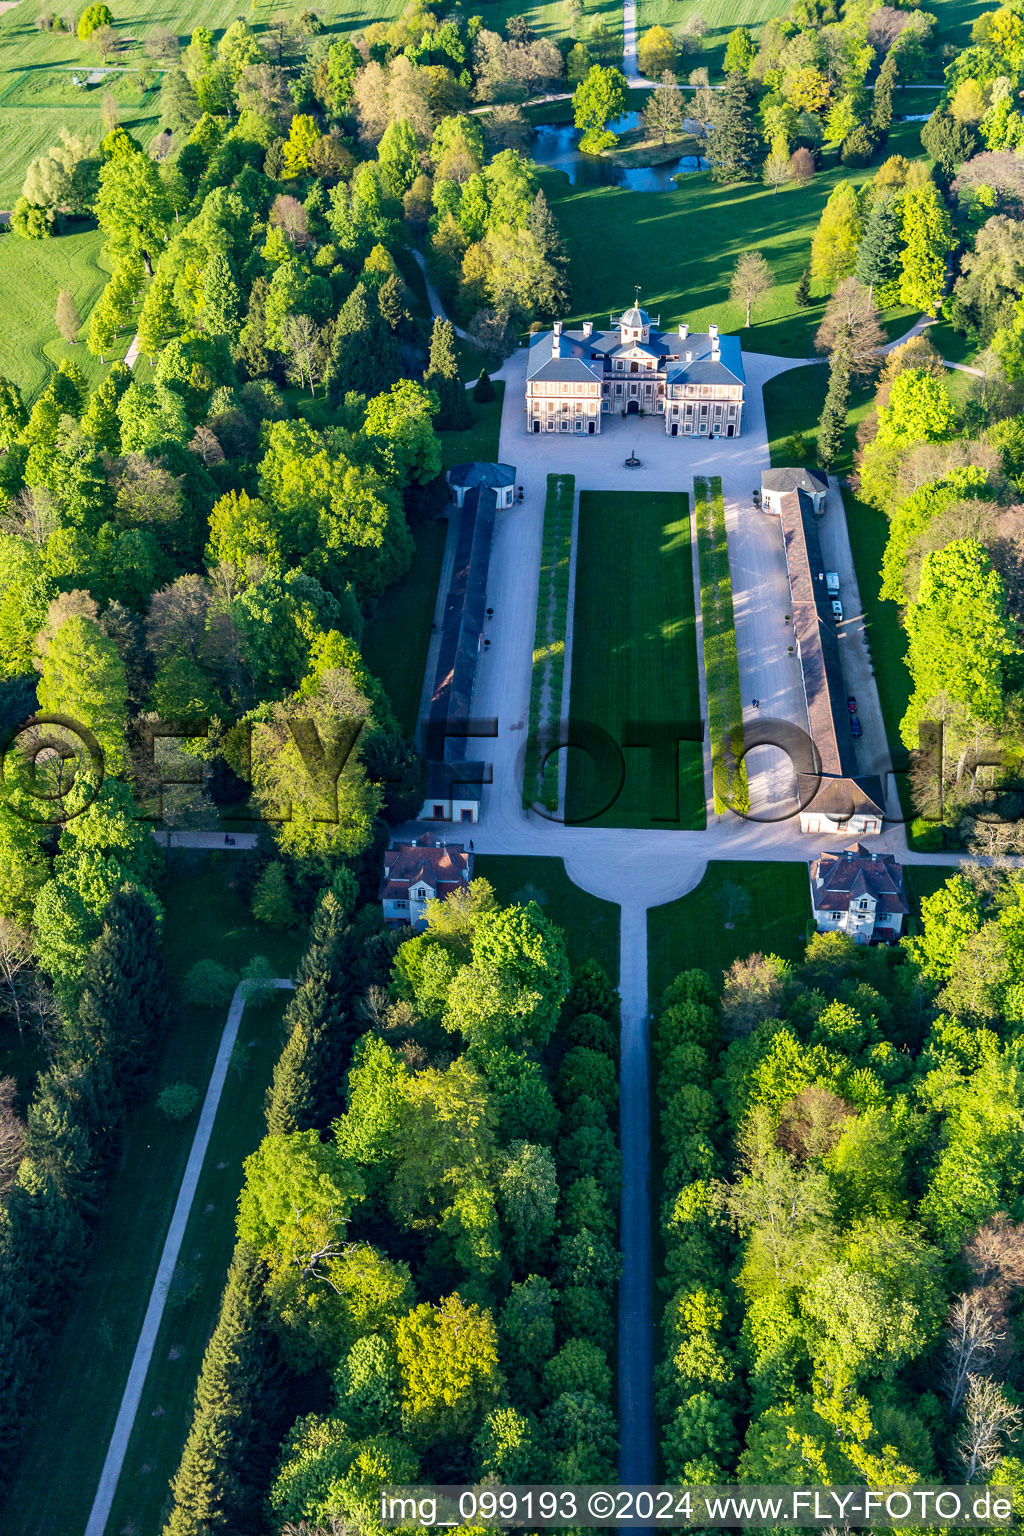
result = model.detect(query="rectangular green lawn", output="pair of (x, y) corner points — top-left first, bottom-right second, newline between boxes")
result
(647, 859), (811, 1000)
(1, 852), (303, 1536)
(473, 853), (620, 981)
(566, 489), (705, 831)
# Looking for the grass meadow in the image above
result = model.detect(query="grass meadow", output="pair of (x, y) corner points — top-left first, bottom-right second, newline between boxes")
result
(0, 222), (124, 399)
(2, 851), (303, 1536)
(542, 122), (924, 358)
(565, 489), (705, 831)
(647, 859), (812, 998)
(473, 853), (621, 979)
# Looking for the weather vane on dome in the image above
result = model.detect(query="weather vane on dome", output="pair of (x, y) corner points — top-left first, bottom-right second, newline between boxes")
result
(634, 284), (642, 306)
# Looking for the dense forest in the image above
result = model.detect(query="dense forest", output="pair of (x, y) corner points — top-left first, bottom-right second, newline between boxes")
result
(656, 868), (1024, 1498)
(0, 0), (577, 1499)
(163, 880), (622, 1534)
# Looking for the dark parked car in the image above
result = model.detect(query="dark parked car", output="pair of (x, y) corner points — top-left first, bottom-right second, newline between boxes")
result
(847, 695), (857, 713)
(850, 714), (862, 737)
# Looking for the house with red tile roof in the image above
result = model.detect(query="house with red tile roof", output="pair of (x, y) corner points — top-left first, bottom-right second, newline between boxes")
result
(809, 844), (908, 944)
(378, 832), (472, 928)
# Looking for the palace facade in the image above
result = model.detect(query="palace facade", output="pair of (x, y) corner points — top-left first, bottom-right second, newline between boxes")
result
(525, 303), (745, 438)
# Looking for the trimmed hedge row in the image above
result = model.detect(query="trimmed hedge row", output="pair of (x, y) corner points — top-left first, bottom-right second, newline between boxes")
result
(524, 473), (575, 812)
(694, 476), (749, 815)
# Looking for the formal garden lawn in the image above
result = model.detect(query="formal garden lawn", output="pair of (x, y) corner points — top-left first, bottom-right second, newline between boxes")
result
(543, 121), (924, 358)
(2, 851), (303, 1536)
(0, 222), (121, 400)
(565, 489), (705, 831)
(473, 853), (620, 980)
(647, 859), (811, 999)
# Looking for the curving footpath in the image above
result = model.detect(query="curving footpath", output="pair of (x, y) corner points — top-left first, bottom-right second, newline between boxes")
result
(84, 977), (295, 1536)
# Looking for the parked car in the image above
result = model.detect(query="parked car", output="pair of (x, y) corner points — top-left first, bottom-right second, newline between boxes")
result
(826, 571), (840, 595)
(850, 714), (862, 737)
(831, 599), (843, 621)
(847, 695), (857, 713)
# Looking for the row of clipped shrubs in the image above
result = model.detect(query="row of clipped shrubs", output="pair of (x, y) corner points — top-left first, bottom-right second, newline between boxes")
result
(524, 473), (575, 812)
(694, 476), (749, 816)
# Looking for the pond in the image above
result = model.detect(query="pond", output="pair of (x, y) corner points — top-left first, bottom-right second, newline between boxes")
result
(530, 111), (705, 191)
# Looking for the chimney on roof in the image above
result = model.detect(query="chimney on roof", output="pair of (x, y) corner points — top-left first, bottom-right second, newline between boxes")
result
(552, 331), (560, 359)
(712, 341), (721, 361)
(553, 320), (562, 337)
(582, 320), (593, 338)
(685, 350), (693, 363)
(709, 323), (719, 341)
(678, 322), (689, 340)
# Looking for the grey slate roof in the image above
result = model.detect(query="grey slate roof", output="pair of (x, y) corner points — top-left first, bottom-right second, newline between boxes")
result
(762, 466), (829, 496)
(447, 461), (515, 491)
(425, 484), (495, 764)
(779, 489), (884, 821)
(527, 322), (745, 385)
(666, 333), (745, 386)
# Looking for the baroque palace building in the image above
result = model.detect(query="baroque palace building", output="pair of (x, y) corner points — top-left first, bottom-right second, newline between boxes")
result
(525, 299), (745, 438)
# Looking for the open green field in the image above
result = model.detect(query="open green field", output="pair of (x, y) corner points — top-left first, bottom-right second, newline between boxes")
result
(635, 0), (791, 78)
(544, 122), (924, 359)
(647, 859), (811, 1000)
(363, 518), (448, 740)
(0, 222), (123, 400)
(473, 853), (620, 980)
(1, 851), (303, 1536)
(565, 489), (704, 831)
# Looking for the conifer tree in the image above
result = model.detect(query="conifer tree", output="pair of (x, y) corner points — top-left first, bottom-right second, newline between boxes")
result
(163, 1243), (283, 1536)
(855, 192), (903, 305)
(264, 1013), (316, 1135)
(473, 367), (496, 404)
(794, 267), (812, 308)
(709, 71), (759, 182)
(326, 282), (400, 400)
(871, 50), (898, 139)
(816, 332), (853, 471)
(425, 316), (471, 430)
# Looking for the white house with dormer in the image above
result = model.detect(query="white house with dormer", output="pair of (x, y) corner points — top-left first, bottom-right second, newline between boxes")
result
(379, 833), (472, 928)
(810, 845), (908, 944)
(525, 301), (745, 437)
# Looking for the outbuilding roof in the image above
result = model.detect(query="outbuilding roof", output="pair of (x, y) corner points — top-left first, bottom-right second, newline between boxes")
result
(762, 466), (829, 496)
(447, 461), (516, 491)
